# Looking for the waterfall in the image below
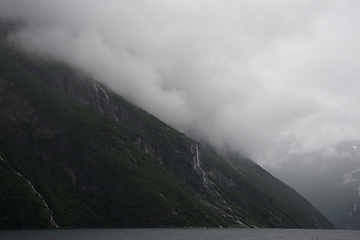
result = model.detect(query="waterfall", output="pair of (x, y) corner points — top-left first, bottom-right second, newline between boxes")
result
(348, 197), (360, 229)
(348, 146), (360, 229)
(0, 156), (3, 161)
(93, 83), (103, 113)
(15, 172), (59, 228)
(93, 83), (119, 121)
(192, 144), (201, 170)
(196, 145), (200, 169)
(192, 144), (207, 184)
(76, 72), (119, 121)
(96, 84), (119, 121)
(193, 144), (199, 169)
(95, 83), (110, 103)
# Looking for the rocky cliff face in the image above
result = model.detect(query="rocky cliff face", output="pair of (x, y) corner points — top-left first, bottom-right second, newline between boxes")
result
(0, 28), (335, 229)
(8, 57), (237, 221)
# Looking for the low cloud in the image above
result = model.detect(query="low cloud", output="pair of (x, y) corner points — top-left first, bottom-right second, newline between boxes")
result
(1, 0), (360, 170)
(343, 168), (360, 185)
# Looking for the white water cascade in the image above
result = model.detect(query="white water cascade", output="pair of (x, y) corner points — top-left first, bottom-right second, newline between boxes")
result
(76, 72), (118, 121)
(193, 144), (200, 169)
(93, 83), (119, 121)
(348, 200), (358, 230)
(192, 144), (207, 184)
(347, 145), (360, 229)
(15, 172), (59, 228)
(92, 83), (103, 113)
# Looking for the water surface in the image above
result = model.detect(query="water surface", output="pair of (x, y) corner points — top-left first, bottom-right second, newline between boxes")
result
(1, 228), (359, 240)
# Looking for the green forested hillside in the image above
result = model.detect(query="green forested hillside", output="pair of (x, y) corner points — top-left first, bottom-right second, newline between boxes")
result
(0, 48), (224, 227)
(200, 147), (333, 228)
(0, 37), (334, 229)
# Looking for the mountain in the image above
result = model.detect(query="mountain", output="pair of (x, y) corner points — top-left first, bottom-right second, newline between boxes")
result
(0, 23), (334, 229)
(271, 141), (360, 229)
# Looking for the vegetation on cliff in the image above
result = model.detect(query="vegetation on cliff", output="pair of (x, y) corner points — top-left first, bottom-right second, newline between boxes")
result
(0, 25), (334, 228)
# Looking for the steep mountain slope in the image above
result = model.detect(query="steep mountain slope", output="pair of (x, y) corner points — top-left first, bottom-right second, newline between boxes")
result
(0, 29), (334, 228)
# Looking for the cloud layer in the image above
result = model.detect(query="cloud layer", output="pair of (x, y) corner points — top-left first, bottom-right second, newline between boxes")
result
(1, 0), (360, 169)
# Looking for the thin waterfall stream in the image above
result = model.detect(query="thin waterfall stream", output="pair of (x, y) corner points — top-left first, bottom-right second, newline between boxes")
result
(15, 172), (59, 228)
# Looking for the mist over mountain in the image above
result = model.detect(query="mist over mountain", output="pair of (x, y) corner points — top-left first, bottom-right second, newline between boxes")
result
(1, 0), (360, 229)
(270, 141), (360, 229)
(1, 0), (360, 161)
(0, 30), (334, 228)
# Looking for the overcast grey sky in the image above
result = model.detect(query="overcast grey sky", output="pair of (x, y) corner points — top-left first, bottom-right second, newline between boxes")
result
(1, 0), (360, 174)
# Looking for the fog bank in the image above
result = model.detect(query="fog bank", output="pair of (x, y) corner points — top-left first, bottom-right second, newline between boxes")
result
(1, 0), (360, 171)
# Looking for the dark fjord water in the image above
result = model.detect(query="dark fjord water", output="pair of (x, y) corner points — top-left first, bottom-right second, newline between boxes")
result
(1, 228), (359, 240)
